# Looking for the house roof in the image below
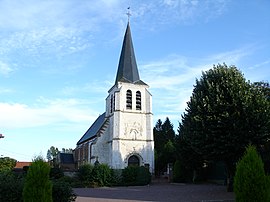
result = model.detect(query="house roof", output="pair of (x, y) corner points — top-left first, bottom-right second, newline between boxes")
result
(14, 162), (32, 168)
(115, 22), (146, 85)
(77, 112), (106, 145)
(59, 153), (74, 164)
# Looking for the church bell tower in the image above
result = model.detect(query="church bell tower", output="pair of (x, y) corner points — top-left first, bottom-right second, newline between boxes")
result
(105, 22), (154, 172)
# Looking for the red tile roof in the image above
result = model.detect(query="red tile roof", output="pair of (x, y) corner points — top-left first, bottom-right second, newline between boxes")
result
(15, 162), (32, 168)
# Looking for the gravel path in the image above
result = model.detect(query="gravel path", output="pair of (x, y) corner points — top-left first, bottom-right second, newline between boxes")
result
(74, 183), (235, 202)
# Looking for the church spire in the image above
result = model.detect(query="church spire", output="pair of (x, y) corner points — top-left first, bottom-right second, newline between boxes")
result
(115, 22), (140, 84)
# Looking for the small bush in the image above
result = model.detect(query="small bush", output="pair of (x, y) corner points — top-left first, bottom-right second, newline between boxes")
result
(122, 166), (138, 185)
(90, 164), (112, 187)
(122, 166), (151, 186)
(78, 164), (94, 183)
(234, 145), (270, 202)
(50, 167), (64, 179)
(23, 158), (53, 202)
(0, 170), (24, 202)
(111, 169), (123, 186)
(136, 166), (151, 185)
(52, 180), (76, 202)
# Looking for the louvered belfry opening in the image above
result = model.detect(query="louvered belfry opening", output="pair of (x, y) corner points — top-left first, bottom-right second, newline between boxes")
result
(126, 90), (132, 109)
(136, 91), (141, 110)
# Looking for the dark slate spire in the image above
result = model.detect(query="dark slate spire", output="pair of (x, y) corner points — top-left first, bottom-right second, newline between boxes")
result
(115, 22), (140, 84)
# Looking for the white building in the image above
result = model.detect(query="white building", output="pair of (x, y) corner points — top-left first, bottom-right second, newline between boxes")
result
(75, 22), (154, 173)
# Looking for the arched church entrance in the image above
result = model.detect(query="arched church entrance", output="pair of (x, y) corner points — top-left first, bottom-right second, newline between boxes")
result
(128, 155), (140, 167)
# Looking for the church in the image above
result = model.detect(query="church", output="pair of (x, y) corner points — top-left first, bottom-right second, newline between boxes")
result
(74, 22), (154, 173)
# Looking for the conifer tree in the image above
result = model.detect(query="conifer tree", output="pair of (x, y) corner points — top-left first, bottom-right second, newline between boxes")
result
(23, 157), (53, 202)
(154, 118), (176, 175)
(234, 145), (270, 202)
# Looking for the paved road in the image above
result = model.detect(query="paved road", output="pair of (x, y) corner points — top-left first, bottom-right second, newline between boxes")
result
(74, 183), (235, 202)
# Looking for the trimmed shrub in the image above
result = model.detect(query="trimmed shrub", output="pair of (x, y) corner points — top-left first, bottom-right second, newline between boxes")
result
(234, 145), (270, 202)
(122, 166), (151, 186)
(90, 164), (112, 187)
(122, 166), (138, 185)
(23, 158), (53, 202)
(78, 164), (94, 183)
(136, 166), (151, 185)
(52, 180), (76, 202)
(111, 169), (123, 186)
(0, 170), (24, 202)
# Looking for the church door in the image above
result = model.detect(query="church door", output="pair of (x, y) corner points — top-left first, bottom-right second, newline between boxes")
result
(128, 155), (140, 167)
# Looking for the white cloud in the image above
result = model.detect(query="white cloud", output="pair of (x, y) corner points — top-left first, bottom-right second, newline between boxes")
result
(0, 98), (99, 129)
(0, 87), (12, 94)
(132, 0), (229, 26)
(207, 47), (253, 65)
(0, 61), (14, 76)
(0, 0), (230, 65)
(141, 46), (250, 124)
(248, 59), (270, 70)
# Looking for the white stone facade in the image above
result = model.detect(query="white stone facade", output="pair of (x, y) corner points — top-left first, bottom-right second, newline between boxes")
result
(75, 22), (154, 173)
(76, 81), (154, 173)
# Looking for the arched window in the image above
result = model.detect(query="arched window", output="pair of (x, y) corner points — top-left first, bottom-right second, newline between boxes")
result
(126, 90), (132, 109)
(128, 155), (140, 167)
(136, 91), (141, 110)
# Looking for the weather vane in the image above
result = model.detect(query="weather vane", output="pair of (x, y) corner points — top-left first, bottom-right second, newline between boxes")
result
(126, 7), (131, 21)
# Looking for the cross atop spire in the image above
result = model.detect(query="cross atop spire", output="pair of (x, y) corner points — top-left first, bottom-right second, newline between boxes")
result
(126, 7), (131, 21)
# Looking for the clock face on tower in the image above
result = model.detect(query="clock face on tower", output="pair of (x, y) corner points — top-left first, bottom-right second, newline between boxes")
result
(124, 122), (143, 140)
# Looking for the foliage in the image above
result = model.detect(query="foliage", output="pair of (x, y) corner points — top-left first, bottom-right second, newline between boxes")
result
(75, 164), (151, 187)
(173, 160), (186, 183)
(47, 146), (59, 162)
(175, 134), (204, 182)
(23, 158), (53, 202)
(110, 169), (123, 186)
(254, 81), (270, 174)
(154, 118), (176, 175)
(47, 146), (73, 162)
(122, 166), (151, 186)
(50, 167), (64, 179)
(234, 145), (270, 202)
(90, 164), (112, 187)
(136, 166), (151, 185)
(0, 170), (24, 202)
(77, 164), (94, 186)
(52, 179), (76, 202)
(77, 163), (112, 187)
(0, 157), (17, 171)
(179, 64), (270, 190)
(122, 166), (138, 185)
(0, 166), (76, 202)
(253, 81), (270, 100)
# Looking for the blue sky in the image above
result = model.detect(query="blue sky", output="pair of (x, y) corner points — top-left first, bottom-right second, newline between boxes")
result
(0, 0), (269, 161)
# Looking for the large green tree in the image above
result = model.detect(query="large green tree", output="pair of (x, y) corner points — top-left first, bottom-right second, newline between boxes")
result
(179, 64), (270, 190)
(254, 81), (270, 100)
(154, 118), (176, 175)
(254, 81), (270, 174)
